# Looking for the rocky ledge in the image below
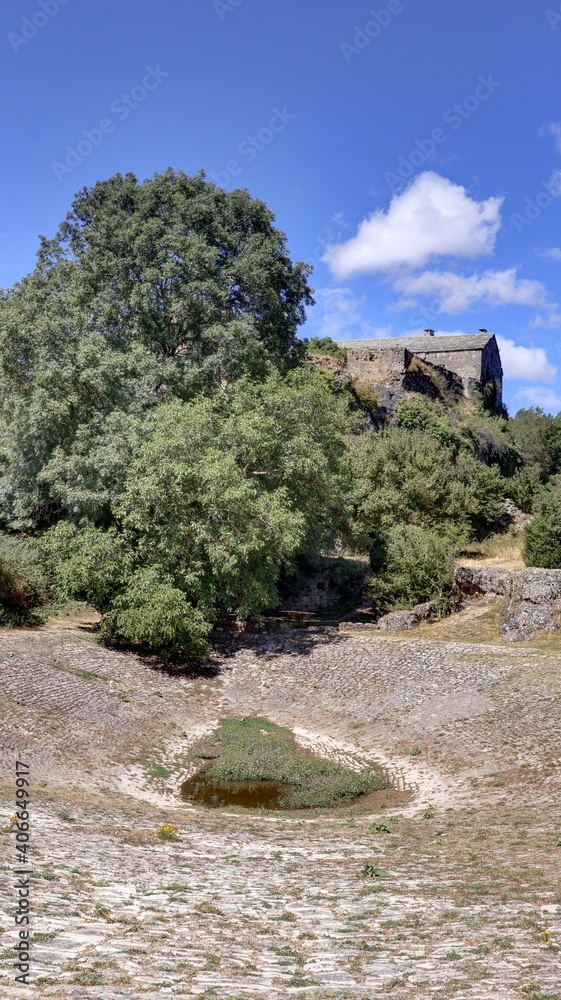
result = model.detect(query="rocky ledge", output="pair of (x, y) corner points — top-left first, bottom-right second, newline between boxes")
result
(454, 565), (561, 642)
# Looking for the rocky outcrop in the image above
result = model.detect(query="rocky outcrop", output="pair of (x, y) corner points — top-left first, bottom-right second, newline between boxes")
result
(499, 569), (561, 642)
(454, 566), (512, 598)
(454, 565), (561, 642)
(377, 600), (440, 632)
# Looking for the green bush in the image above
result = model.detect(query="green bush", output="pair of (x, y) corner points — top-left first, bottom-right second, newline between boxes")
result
(305, 336), (347, 362)
(100, 566), (212, 663)
(36, 521), (132, 611)
(506, 466), (543, 513)
(0, 534), (49, 625)
(523, 485), (561, 567)
(369, 524), (455, 614)
(396, 397), (463, 454)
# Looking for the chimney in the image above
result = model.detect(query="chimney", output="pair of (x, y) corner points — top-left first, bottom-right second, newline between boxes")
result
(479, 328), (488, 334)
(423, 328), (435, 337)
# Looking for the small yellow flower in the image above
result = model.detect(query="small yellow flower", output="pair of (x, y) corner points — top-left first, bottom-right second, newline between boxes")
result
(542, 928), (553, 946)
(157, 822), (180, 842)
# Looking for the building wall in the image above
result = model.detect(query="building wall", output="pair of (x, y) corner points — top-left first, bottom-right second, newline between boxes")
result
(412, 349), (483, 381)
(344, 346), (407, 390)
(343, 338), (503, 413)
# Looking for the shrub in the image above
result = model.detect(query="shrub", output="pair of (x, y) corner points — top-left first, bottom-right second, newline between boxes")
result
(352, 380), (380, 414)
(506, 466), (543, 513)
(0, 534), (49, 625)
(100, 566), (212, 663)
(396, 397), (462, 454)
(36, 521), (132, 611)
(369, 524), (455, 614)
(523, 485), (561, 567)
(305, 336), (347, 361)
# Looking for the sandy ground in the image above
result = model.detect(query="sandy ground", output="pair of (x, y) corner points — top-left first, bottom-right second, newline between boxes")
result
(0, 603), (560, 999)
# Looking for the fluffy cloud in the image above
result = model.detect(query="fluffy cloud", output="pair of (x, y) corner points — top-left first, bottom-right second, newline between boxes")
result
(323, 172), (503, 279)
(496, 336), (557, 382)
(392, 268), (547, 314)
(515, 386), (561, 413)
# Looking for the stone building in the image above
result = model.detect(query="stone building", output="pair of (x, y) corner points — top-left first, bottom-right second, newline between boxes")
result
(336, 329), (504, 414)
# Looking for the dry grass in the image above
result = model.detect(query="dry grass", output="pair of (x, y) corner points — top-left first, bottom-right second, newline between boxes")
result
(457, 532), (525, 571)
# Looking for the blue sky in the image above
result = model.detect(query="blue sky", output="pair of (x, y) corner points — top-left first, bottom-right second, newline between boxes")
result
(2, 0), (561, 413)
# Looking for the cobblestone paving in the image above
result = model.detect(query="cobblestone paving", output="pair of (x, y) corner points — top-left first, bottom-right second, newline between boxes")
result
(1, 624), (560, 999)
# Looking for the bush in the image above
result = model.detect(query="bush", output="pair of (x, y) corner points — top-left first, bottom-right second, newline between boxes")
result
(305, 336), (347, 361)
(36, 521), (132, 611)
(506, 466), (543, 513)
(100, 566), (212, 663)
(352, 380), (380, 414)
(369, 524), (455, 614)
(0, 534), (49, 625)
(523, 485), (561, 567)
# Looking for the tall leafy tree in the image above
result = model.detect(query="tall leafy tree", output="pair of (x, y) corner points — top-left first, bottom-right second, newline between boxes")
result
(0, 171), (313, 528)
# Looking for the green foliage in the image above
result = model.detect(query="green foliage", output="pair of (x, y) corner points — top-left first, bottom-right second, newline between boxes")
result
(116, 368), (353, 618)
(304, 336), (347, 361)
(36, 522), (132, 611)
(508, 407), (556, 478)
(351, 424), (507, 547)
(369, 524), (455, 614)
(100, 566), (211, 663)
(396, 397), (463, 454)
(0, 171), (313, 529)
(0, 534), (49, 625)
(192, 717), (389, 809)
(523, 483), (561, 567)
(506, 465), (543, 513)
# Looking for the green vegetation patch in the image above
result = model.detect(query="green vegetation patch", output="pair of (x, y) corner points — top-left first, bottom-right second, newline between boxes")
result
(191, 717), (389, 810)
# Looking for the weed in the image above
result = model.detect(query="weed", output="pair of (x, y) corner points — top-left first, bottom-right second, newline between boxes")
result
(369, 822), (391, 834)
(57, 809), (75, 823)
(357, 864), (390, 879)
(410, 745), (421, 756)
(156, 823), (180, 842)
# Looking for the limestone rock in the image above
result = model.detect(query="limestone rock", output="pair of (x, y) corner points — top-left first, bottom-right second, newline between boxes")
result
(454, 566), (512, 598)
(377, 600), (439, 632)
(500, 568), (561, 642)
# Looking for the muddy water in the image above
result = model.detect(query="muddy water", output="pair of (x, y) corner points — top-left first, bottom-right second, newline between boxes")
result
(180, 771), (291, 809)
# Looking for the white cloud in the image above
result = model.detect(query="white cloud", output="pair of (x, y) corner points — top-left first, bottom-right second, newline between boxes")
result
(515, 386), (561, 413)
(392, 268), (547, 314)
(536, 246), (561, 261)
(496, 336), (557, 382)
(304, 287), (390, 341)
(541, 121), (561, 154)
(530, 311), (561, 330)
(323, 172), (503, 279)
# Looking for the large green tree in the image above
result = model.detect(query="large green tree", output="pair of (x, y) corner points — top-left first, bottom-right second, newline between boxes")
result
(0, 171), (313, 529)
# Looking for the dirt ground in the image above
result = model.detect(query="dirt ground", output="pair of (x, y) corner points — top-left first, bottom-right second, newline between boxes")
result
(0, 603), (560, 999)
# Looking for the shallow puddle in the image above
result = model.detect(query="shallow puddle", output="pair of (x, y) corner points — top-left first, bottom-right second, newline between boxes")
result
(180, 771), (291, 809)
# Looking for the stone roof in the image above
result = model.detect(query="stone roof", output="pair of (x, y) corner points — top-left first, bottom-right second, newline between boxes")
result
(337, 333), (495, 353)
